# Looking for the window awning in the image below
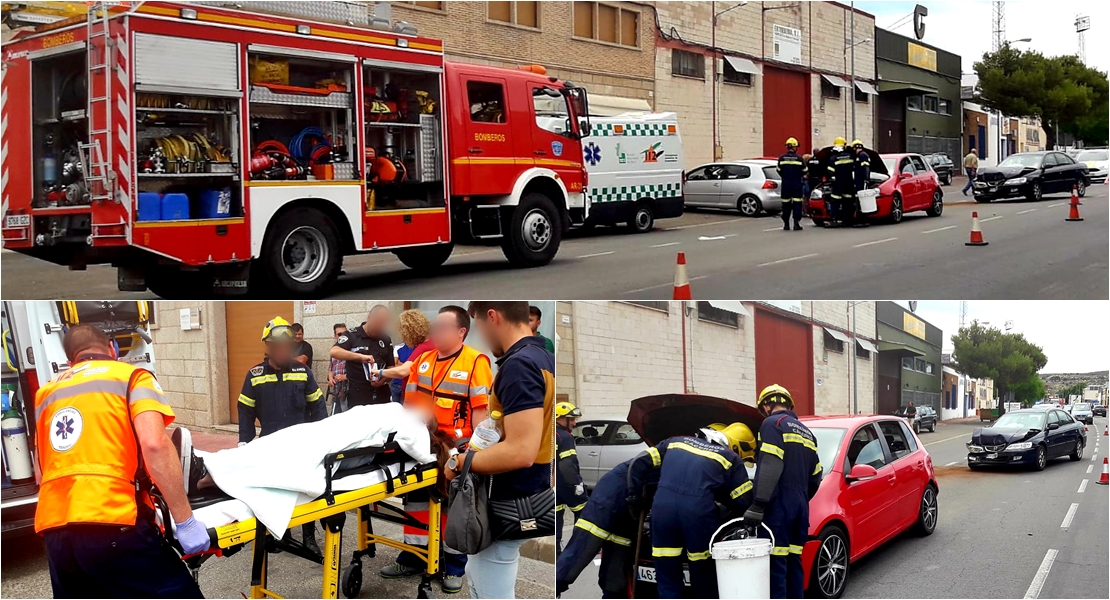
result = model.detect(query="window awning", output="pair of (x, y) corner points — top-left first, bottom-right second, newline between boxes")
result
(822, 74), (852, 88)
(824, 327), (851, 343)
(855, 80), (879, 95)
(588, 94), (653, 117)
(875, 80), (938, 95)
(724, 55), (760, 75)
(707, 301), (752, 317)
(856, 338), (880, 353)
(876, 341), (927, 357)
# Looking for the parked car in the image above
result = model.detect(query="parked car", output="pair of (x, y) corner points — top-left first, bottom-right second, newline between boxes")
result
(571, 419), (647, 489)
(967, 408), (1086, 471)
(895, 405), (937, 433)
(972, 151), (1090, 202)
(1093, 404), (1107, 417)
(925, 152), (955, 185)
(629, 395), (938, 600)
(682, 160), (783, 217)
(1068, 402), (1095, 425)
(806, 150), (943, 225)
(1075, 149), (1108, 183)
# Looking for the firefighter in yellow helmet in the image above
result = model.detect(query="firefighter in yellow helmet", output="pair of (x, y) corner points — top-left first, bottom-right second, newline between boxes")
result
(722, 422), (758, 464)
(827, 137), (857, 227)
(556, 402), (587, 555)
(744, 385), (822, 598)
(777, 137), (806, 231)
(238, 317), (326, 555)
(850, 139), (872, 228)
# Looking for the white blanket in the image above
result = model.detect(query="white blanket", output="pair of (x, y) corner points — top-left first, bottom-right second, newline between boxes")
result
(200, 403), (436, 537)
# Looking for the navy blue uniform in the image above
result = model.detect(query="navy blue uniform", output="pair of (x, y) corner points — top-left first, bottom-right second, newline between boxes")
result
(628, 436), (753, 599)
(753, 411), (822, 599)
(777, 151), (806, 226)
(237, 359), (325, 444)
(557, 425), (589, 554)
(827, 147), (857, 222)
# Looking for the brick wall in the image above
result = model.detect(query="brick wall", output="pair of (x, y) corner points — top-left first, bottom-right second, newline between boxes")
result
(555, 300), (576, 404)
(150, 301), (228, 428)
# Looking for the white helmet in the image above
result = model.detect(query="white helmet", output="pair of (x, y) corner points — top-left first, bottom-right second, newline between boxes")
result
(699, 427), (729, 448)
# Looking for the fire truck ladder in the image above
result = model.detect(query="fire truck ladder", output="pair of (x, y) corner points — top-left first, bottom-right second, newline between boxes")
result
(78, 1), (116, 203)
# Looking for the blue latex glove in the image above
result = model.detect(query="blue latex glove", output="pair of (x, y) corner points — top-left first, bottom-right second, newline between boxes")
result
(176, 515), (211, 555)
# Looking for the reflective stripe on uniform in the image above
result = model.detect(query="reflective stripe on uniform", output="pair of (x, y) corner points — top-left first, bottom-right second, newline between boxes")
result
(761, 443), (785, 459)
(671, 442), (732, 469)
(35, 379), (130, 421)
(771, 546), (791, 556)
(813, 462), (823, 476)
(251, 374), (278, 386)
(652, 547), (684, 558)
(556, 504), (567, 511)
(782, 432), (817, 451)
(835, 158), (854, 165)
(569, 502), (587, 512)
(128, 387), (169, 406)
(470, 385), (489, 396)
(779, 160), (803, 166)
(574, 518), (631, 546)
(282, 372), (308, 382)
(687, 550), (711, 561)
(238, 394), (256, 407)
(306, 389), (323, 402)
(789, 544), (804, 555)
(558, 448), (577, 459)
(405, 383), (418, 392)
(437, 381), (469, 395)
(417, 374), (434, 387)
(647, 447), (661, 467)
(729, 480), (753, 499)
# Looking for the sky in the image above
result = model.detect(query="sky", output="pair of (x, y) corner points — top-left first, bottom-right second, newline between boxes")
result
(892, 301), (1109, 374)
(855, 0), (1108, 84)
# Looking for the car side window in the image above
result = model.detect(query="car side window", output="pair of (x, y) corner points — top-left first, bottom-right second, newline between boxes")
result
(897, 420), (919, 452)
(1056, 410), (1074, 424)
(910, 155), (929, 172)
(572, 422), (611, 445)
(1046, 411), (1060, 426)
(900, 158), (915, 176)
(877, 420), (913, 460)
(686, 167), (709, 181)
(611, 423), (643, 445)
(846, 424), (887, 470)
(1056, 153), (1075, 165)
(722, 165), (751, 180)
(1042, 154), (1059, 168)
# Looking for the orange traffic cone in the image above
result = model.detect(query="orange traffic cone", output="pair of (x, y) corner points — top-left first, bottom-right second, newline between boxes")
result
(1103, 424), (1107, 436)
(1097, 457), (1109, 486)
(965, 211), (989, 246)
(1065, 186), (1084, 221)
(673, 252), (692, 300)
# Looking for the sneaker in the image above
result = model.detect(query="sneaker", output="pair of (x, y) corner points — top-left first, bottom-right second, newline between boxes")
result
(380, 562), (423, 579)
(170, 427), (207, 497)
(441, 574), (464, 594)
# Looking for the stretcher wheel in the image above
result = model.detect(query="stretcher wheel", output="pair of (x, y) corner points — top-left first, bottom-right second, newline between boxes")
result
(342, 562), (363, 598)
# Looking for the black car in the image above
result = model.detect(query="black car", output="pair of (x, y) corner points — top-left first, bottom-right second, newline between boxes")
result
(1093, 404), (1107, 417)
(966, 407), (1086, 471)
(973, 151), (1090, 202)
(895, 405), (937, 433)
(925, 153), (955, 185)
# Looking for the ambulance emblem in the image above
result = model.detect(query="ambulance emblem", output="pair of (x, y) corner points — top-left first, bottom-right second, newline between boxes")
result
(51, 407), (83, 452)
(419, 362), (431, 373)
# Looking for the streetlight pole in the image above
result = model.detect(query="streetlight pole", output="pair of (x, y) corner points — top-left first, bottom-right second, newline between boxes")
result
(711, 1), (749, 161)
(850, 1), (856, 140)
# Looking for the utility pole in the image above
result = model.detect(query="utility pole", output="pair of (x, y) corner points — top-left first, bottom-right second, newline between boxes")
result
(850, 1), (856, 140)
(992, 0), (1005, 52)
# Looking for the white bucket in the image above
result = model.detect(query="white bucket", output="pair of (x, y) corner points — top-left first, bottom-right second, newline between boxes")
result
(857, 188), (879, 213)
(711, 519), (774, 599)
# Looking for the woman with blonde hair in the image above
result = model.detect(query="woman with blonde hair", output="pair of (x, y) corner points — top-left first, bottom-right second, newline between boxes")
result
(391, 309), (434, 403)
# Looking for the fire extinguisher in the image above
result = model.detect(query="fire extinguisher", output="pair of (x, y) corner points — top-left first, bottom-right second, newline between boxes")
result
(2, 387), (34, 485)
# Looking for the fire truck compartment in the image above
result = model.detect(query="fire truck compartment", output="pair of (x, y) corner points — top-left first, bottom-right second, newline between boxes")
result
(31, 51), (90, 212)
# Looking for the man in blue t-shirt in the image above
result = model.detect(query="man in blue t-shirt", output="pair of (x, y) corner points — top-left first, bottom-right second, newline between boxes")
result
(444, 302), (554, 599)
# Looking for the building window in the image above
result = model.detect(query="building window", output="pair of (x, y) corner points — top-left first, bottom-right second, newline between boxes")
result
(488, 1), (538, 28)
(697, 302), (738, 328)
(938, 98), (951, 115)
(723, 59), (752, 86)
(671, 49), (705, 79)
(914, 357), (927, 372)
(824, 330), (844, 353)
(405, 1), (445, 10)
(925, 362), (935, 375)
(854, 86), (870, 103)
(907, 94), (922, 111)
(820, 77), (841, 99)
(573, 2), (638, 47)
(625, 301), (670, 312)
(856, 341), (871, 360)
(467, 81), (506, 123)
(902, 356), (914, 370)
(923, 95), (939, 113)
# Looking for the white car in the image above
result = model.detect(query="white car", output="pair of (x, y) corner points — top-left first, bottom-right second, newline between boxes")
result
(683, 159), (783, 216)
(1076, 149), (1108, 183)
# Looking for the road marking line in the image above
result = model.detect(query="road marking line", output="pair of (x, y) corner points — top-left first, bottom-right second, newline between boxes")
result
(1024, 549), (1057, 599)
(924, 433), (968, 446)
(1060, 503), (1079, 529)
(651, 242), (681, 248)
(757, 253), (820, 267)
(577, 251), (615, 259)
(852, 237), (898, 248)
(1092, 453), (1097, 461)
(1047, 202), (1067, 208)
(1087, 465), (1094, 474)
(763, 227), (784, 232)
(921, 225), (956, 234)
(980, 215), (1004, 222)
(1016, 209), (1037, 215)
(621, 275), (708, 295)
(1078, 479), (1088, 493)
(945, 461), (960, 466)
(665, 219), (740, 231)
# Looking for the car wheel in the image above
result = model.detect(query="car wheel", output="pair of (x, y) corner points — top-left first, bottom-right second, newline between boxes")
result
(628, 202), (655, 233)
(945, 173), (953, 185)
(926, 189), (943, 217)
(737, 195), (763, 217)
(1027, 182), (1042, 202)
(889, 194), (904, 224)
(809, 525), (849, 599)
(914, 484), (939, 536)
(1033, 445), (1047, 471)
(1070, 437), (1085, 461)
(913, 421), (920, 434)
(811, 218), (828, 227)
(930, 421), (936, 433)
(1076, 179), (1087, 197)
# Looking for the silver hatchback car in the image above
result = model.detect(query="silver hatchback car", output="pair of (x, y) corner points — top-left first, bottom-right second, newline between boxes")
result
(683, 160), (784, 217)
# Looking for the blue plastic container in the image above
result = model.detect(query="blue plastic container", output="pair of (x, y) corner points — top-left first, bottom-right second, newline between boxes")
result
(198, 188), (232, 219)
(161, 193), (190, 220)
(137, 192), (161, 221)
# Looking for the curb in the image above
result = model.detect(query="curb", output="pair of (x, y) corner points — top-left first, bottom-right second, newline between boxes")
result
(520, 536), (556, 564)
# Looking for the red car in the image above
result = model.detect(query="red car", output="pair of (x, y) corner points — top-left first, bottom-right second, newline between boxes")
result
(806, 150), (945, 225)
(628, 397), (938, 599)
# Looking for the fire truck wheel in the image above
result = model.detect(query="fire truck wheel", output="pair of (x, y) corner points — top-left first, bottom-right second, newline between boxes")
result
(262, 209), (342, 296)
(502, 192), (562, 267)
(394, 243), (454, 273)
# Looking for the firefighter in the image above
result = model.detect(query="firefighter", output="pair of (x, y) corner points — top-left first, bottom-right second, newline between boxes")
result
(826, 136), (856, 227)
(238, 317), (327, 556)
(777, 138), (806, 231)
(556, 402), (589, 555)
(851, 139), (871, 228)
(742, 385), (822, 600)
(626, 424), (756, 599)
(34, 324), (207, 598)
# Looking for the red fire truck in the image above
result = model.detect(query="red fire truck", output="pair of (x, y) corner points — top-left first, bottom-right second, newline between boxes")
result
(1, 1), (590, 297)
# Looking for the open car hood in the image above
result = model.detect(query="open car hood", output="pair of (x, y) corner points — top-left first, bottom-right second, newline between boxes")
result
(813, 146), (889, 175)
(627, 394), (764, 446)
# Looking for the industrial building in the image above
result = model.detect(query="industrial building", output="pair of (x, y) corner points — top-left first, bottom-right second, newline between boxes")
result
(874, 301), (943, 416)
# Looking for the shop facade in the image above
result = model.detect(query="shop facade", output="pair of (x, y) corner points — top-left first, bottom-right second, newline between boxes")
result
(874, 301), (943, 416)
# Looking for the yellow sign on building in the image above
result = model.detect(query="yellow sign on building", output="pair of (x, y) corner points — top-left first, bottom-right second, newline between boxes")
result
(907, 42), (937, 72)
(903, 313), (926, 340)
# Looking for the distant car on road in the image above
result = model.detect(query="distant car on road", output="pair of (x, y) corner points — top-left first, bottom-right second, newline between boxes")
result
(896, 405), (937, 433)
(806, 150), (943, 225)
(967, 407), (1086, 470)
(1093, 404), (1107, 417)
(1068, 402), (1094, 425)
(682, 160), (783, 217)
(571, 419), (646, 489)
(1075, 149), (1108, 183)
(973, 151), (1090, 202)
(925, 152), (955, 185)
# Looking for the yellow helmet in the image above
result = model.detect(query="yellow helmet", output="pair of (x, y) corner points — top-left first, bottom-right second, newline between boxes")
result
(722, 423), (757, 461)
(833, 136), (847, 147)
(758, 384), (795, 410)
(555, 401), (582, 418)
(707, 423), (729, 432)
(261, 317), (295, 343)
(785, 137), (799, 147)
(850, 139), (864, 148)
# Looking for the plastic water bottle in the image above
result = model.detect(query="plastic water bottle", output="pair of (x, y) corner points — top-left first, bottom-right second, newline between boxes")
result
(469, 411), (503, 451)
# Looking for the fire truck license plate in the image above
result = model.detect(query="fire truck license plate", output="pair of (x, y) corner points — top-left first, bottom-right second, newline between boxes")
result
(5, 215), (31, 227)
(637, 566), (691, 586)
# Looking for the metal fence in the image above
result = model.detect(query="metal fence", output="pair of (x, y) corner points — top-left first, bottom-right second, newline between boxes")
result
(907, 135), (962, 160)
(902, 389), (942, 413)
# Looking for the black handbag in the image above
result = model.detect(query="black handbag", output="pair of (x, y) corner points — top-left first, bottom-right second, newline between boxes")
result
(487, 414), (557, 541)
(444, 451), (494, 554)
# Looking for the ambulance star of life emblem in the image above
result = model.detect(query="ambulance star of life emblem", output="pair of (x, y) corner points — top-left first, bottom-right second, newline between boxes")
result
(584, 142), (601, 166)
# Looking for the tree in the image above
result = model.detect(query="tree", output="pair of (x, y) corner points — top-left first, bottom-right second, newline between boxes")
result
(1057, 382), (1087, 401)
(974, 46), (1109, 148)
(1010, 376), (1046, 406)
(950, 321), (1048, 403)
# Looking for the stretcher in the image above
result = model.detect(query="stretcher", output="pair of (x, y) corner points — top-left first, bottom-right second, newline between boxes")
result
(155, 433), (444, 599)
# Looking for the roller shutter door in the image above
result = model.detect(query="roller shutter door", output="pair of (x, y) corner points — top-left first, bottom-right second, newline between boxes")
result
(134, 33), (239, 91)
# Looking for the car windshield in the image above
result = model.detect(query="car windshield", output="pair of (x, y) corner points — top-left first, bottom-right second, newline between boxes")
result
(998, 154), (1043, 168)
(1076, 150), (1108, 162)
(993, 412), (1046, 430)
(808, 427), (847, 478)
(1073, 403), (1091, 411)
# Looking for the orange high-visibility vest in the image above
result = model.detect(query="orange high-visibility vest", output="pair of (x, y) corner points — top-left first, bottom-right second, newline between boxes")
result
(34, 359), (175, 533)
(403, 345), (491, 440)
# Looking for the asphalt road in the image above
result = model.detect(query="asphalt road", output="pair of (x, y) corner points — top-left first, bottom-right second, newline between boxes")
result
(2, 186), (1106, 300)
(0, 499), (555, 599)
(559, 417), (1110, 599)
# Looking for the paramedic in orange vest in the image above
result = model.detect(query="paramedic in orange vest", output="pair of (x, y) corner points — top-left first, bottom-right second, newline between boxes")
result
(34, 324), (208, 598)
(379, 305), (492, 594)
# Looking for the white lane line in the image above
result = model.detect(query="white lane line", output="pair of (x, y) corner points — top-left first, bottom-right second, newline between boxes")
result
(980, 215), (1004, 223)
(1024, 549), (1058, 599)
(621, 275), (708, 295)
(651, 242), (681, 248)
(853, 237), (898, 248)
(921, 225), (957, 234)
(763, 227), (783, 232)
(1047, 202), (1067, 208)
(757, 253), (820, 267)
(1092, 453), (1097, 461)
(665, 219), (740, 231)
(945, 461), (960, 466)
(1087, 465), (1094, 474)
(925, 433), (969, 446)
(1078, 479), (1088, 493)
(1016, 209), (1037, 215)
(1060, 502), (1079, 529)
(577, 251), (615, 259)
